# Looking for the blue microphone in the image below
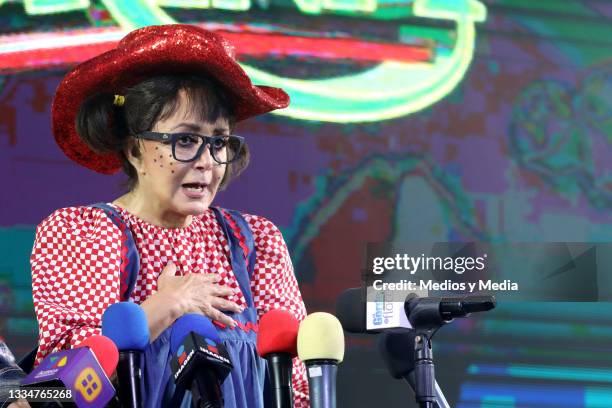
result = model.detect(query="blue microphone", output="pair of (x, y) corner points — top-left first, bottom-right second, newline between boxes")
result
(102, 302), (149, 408)
(170, 314), (232, 408)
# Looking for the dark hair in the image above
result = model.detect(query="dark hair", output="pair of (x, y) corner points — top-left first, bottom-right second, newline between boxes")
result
(76, 75), (249, 191)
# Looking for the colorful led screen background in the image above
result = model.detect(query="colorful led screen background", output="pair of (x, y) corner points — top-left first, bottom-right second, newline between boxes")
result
(1, 0), (612, 407)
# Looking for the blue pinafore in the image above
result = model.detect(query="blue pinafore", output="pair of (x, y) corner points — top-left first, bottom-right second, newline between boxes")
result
(93, 204), (268, 408)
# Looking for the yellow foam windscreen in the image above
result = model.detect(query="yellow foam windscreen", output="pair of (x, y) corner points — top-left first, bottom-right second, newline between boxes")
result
(297, 312), (345, 363)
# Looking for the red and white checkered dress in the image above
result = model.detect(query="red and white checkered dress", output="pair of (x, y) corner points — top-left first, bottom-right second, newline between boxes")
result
(30, 204), (309, 406)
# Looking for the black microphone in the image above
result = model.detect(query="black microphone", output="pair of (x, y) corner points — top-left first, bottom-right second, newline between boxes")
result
(169, 314), (233, 408)
(405, 294), (496, 329)
(335, 288), (368, 334)
(376, 329), (451, 408)
(101, 302), (150, 408)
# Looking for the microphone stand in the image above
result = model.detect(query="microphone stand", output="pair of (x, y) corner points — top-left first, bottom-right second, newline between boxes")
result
(406, 294), (496, 408)
(404, 296), (445, 408)
(116, 351), (142, 408)
(413, 330), (436, 408)
(434, 381), (451, 408)
(405, 295), (497, 408)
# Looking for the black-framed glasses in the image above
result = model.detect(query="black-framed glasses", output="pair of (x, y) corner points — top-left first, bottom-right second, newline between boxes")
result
(136, 132), (245, 164)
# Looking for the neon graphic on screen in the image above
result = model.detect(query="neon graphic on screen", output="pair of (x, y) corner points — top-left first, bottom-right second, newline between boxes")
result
(0, 0), (487, 122)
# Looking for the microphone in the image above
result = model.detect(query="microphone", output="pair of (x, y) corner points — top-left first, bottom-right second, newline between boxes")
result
(169, 314), (233, 408)
(335, 288), (368, 334)
(336, 287), (412, 333)
(256, 309), (299, 408)
(21, 335), (117, 407)
(297, 313), (344, 408)
(75, 335), (119, 379)
(405, 294), (496, 329)
(101, 302), (150, 408)
(376, 329), (450, 408)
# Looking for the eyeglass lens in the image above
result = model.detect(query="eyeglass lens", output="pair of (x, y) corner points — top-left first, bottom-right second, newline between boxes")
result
(173, 135), (241, 164)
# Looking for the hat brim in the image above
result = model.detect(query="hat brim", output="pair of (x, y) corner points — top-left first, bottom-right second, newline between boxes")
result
(52, 24), (289, 175)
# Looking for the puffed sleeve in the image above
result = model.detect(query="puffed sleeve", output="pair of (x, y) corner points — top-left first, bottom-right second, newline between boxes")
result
(30, 207), (123, 366)
(244, 214), (309, 408)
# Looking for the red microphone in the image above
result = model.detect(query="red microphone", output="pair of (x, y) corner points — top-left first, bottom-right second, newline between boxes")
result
(76, 335), (119, 378)
(257, 309), (299, 408)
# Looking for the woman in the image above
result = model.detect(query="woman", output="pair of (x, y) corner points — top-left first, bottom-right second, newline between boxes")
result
(30, 24), (308, 407)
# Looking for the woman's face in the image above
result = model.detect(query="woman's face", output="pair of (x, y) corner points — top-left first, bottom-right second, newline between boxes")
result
(130, 90), (229, 220)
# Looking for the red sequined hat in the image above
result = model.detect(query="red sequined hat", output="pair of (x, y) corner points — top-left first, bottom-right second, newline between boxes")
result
(52, 24), (290, 174)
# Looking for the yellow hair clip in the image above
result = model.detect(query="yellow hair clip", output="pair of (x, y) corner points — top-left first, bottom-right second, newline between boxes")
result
(113, 94), (125, 106)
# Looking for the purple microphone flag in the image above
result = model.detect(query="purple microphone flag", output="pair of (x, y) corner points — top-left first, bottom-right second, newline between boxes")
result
(22, 348), (115, 407)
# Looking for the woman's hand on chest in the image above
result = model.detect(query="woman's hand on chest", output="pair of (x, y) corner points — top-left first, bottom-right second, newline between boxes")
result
(156, 262), (243, 328)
